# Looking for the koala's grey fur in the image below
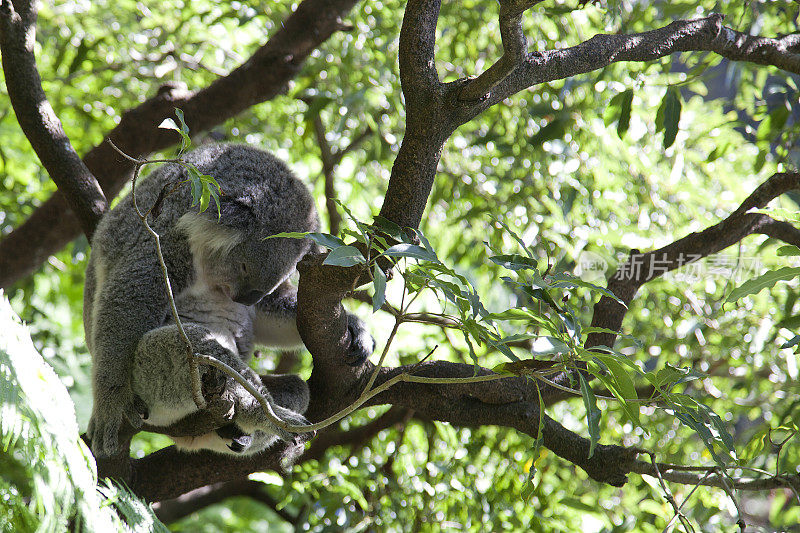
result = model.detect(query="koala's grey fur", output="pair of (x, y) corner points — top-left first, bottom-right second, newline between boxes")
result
(84, 143), (374, 457)
(135, 286), (310, 454)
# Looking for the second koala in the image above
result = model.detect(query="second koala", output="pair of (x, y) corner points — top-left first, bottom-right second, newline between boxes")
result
(135, 284), (310, 454)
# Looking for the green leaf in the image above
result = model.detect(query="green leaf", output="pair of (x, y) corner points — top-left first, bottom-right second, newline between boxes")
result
(777, 245), (800, 257)
(264, 231), (311, 240)
(490, 254), (538, 271)
(741, 427), (769, 462)
(372, 216), (403, 240)
(579, 373), (601, 458)
(372, 264), (387, 312)
(547, 273), (627, 306)
(322, 246), (366, 267)
(199, 185), (210, 213)
(616, 89), (633, 138)
(602, 89), (636, 138)
(594, 354), (640, 425)
(781, 334), (800, 349)
(725, 267), (800, 303)
(309, 233), (347, 249)
(528, 117), (568, 147)
(756, 105), (790, 142)
(158, 109), (192, 152)
(382, 243), (438, 262)
(491, 217), (533, 258)
(661, 87), (682, 149)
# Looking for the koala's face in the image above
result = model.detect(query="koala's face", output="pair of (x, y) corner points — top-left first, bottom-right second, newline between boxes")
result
(224, 234), (311, 305)
(183, 175), (320, 304)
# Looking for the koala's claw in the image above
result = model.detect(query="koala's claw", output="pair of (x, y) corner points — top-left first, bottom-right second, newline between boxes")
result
(217, 423), (253, 454)
(88, 394), (143, 457)
(345, 314), (375, 367)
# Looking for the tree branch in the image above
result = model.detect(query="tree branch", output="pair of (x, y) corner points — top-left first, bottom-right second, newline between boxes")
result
(584, 172), (800, 352)
(153, 479), (298, 525)
(0, 0), (107, 238)
(459, 0), (544, 102)
(0, 0), (361, 288)
(310, 117), (371, 236)
(630, 462), (800, 493)
(457, 15), (800, 122)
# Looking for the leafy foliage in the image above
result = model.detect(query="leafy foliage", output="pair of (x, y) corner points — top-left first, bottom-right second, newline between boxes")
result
(0, 297), (166, 532)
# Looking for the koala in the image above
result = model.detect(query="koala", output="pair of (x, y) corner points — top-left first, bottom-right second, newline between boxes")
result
(84, 143), (375, 457)
(134, 285), (310, 454)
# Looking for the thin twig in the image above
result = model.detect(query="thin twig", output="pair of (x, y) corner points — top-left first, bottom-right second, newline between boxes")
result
(107, 139), (206, 410)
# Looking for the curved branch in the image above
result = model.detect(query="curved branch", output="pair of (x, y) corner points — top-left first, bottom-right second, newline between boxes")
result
(459, 0), (542, 102)
(458, 14), (800, 121)
(584, 172), (800, 352)
(0, 0), (107, 238)
(0, 0), (360, 288)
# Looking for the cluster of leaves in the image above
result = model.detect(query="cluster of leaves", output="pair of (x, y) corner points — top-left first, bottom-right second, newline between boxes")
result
(0, 298), (167, 532)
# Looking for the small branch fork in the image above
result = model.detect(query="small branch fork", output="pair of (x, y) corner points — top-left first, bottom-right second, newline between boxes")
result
(458, 0), (544, 102)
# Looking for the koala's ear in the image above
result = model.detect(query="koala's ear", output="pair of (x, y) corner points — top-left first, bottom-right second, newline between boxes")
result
(219, 197), (256, 227)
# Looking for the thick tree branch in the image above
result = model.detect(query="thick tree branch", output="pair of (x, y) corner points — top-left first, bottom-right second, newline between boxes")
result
(361, 363), (637, 486)
(398, 0), (442, 108)
(457, 15), (800, 120)
(0, 0), (107, 238)
(128, 440), (304, 503)
(0, 0), (360, 288)
(153, 479), (298, 524)
(378, 0), (460, 229)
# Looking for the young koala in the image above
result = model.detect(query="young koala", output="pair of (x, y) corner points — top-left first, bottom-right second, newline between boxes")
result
(135, 283), (310, 454)
(84, 143), (374, 457)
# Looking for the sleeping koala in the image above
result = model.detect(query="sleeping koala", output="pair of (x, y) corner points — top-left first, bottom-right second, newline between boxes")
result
(84, 143), (374, 457)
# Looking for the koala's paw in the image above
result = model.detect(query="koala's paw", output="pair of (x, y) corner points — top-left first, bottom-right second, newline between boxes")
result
(273, 407), (315, 444)
(215, 423), (253, 454)
(87, 388), (145, 457)
(345, 313), (375, 366)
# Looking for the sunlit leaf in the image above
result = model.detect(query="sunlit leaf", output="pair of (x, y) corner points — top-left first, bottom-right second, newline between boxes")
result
(322, 245), (366, 267)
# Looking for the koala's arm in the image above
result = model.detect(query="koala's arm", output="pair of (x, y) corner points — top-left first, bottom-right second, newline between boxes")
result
(87, 255), (169, 456)
(253, 279), (375, 365)
(252, 279), (305, 349)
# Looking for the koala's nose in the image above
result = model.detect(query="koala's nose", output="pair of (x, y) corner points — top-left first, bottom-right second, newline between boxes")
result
(233, 289), (266, 305)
